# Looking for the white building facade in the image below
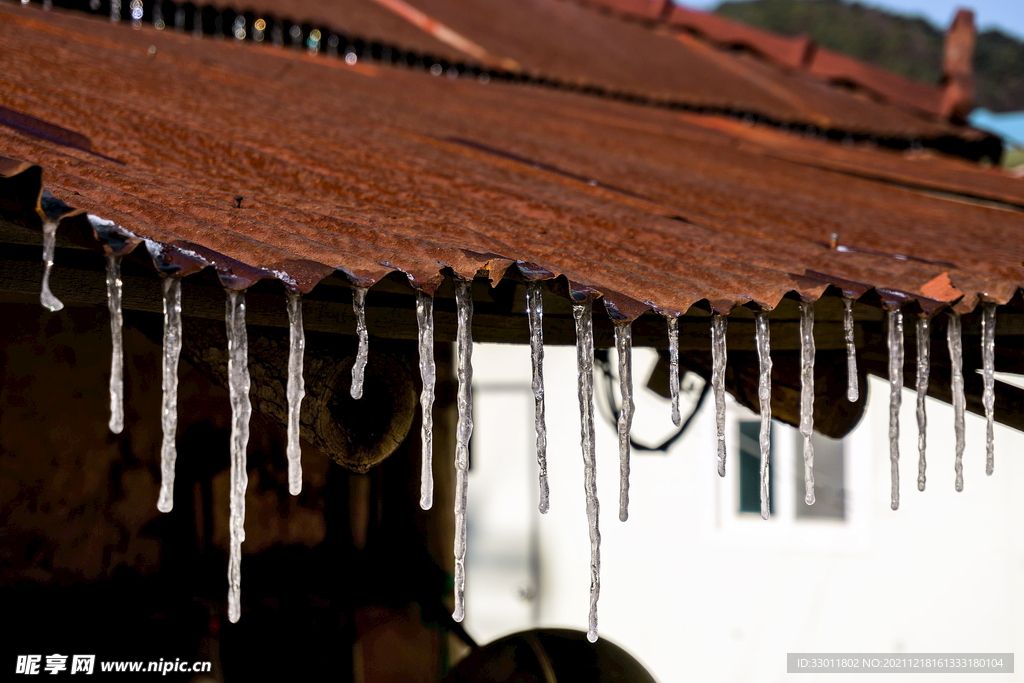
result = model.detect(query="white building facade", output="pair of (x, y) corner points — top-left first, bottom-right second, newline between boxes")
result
(463, 342), (1024, 683)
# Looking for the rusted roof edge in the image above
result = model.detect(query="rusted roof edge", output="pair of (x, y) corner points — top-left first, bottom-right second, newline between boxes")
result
(1, 158), (1016, 321)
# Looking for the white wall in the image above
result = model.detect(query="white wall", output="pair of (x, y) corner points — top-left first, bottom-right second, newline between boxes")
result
(463, 342), (1024, 683)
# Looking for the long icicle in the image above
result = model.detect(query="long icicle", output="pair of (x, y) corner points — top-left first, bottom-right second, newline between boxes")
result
(843, 297), (859, 402)
(156, 277), (182, 513)
(614, 322), (634, 522)
(982, 303), (996, 476)
(350, 286), (368, 400)
(888, 309), (904, 510)
(712, 314), (728, 477)
(667, 316), (680, 427)
(105, 255), (124, 435)
(226, 290), (251, 624)
(798, 302), (816, 505)
(947, 311), (965, 492)
(526, 282), (549, 513)
(416, 291), (436, 510)
(915, 316), (930, 492)
(452, 280), (474, 623)
(754, 311), (772, 520)
(286, 292), (305, 496)
(40, 220), (64, 312)
(573, 301), (601, 642)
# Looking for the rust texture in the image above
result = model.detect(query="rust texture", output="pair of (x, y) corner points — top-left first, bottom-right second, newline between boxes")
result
(1, 2), (1023, 324)
(15, 0), (1000, 157)
(584, 0), (953, 122)
(398, 0), (975, 142)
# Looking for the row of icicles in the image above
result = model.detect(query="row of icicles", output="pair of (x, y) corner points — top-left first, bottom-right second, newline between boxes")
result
(38, 227), (998, 642)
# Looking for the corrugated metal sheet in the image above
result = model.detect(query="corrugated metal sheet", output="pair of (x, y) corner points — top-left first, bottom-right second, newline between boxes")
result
(212, 0), (986, 145)
(665, 4), (814, 71)
(663, 3), (947, 119)
(1, 3), (1023, 323)
(398, 0), (968, 141)
(807, 45), (944, 119)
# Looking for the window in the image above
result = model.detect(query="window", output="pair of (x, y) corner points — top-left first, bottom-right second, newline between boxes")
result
(706, 391), (870, 553)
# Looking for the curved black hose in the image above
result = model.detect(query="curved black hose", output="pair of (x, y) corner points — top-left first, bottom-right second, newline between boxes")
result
(596, 356), (710, 453)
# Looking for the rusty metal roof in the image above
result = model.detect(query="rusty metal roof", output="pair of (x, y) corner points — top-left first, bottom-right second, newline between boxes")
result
(589, 0), (948, 120)
(806, 46), (944, 119)
(665, 4), (815, 71)
(103, 0), (997, 151)
(2, 3), (1023, 323)
(393, 0), (975, 143)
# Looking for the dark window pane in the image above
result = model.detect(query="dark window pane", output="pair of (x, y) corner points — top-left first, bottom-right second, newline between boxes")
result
(738, 420), (773, 515)
(796, 433), (845, 519)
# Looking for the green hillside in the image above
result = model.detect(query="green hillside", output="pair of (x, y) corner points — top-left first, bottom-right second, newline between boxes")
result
(714, 0), (1024, 112)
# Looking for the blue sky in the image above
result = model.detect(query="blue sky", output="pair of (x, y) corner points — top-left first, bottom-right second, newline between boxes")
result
(686, 0), (1024, 40)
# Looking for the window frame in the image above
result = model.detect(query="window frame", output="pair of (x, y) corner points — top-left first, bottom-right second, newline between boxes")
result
(700, 396), (873, 554)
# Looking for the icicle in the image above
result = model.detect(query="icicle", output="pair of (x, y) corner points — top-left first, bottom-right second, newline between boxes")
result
(915, 317), (930, 492)
(286, 292), (305, 497)
(798, 301), (815, 506)
(526, 282), (549, 513)
(225, 290), (251, 624)
(754, 312), (772, 520)
(982, 303), (996, 476)
(350, 287), (368, 400)
(614, 322), (634, 522)
(452, 280), (474, 623)
(712, 314), (728, 477)
(843, 297), (859, 402)
(947, 311), (965, 492)
(573, 301), (601, 643)
(156, 277), (182, 513)
(888, 309), (904, 510)
(105, 255), (124, 435)
(40, 220), (64, 312)
(667, 316), (680, 427)
(416, 291), (435, 511)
